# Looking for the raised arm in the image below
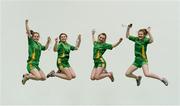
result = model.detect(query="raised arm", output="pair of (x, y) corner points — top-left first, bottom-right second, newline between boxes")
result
(75, 34), (81, 50)
(53, 37), (58, 52)
(92, 29), (96, 42)
(147, 27), (154, 43)
(126, 24), (132, 38)
(112, 37), (123, 48)
(25, 19), (31, 37)
(45, 36), (51, 50)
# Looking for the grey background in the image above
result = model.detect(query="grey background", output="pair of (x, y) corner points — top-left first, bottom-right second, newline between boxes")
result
(1, 0), (180, 105)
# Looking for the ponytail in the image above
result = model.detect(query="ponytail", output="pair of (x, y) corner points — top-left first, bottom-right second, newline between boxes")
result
(138, 29), (148, 35)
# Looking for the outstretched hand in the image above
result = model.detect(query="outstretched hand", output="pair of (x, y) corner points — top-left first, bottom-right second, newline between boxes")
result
(112, 37), (123, 48)
(25, 19), (28, 23)
(76, 34), (81, 43)
(119, 37), (123, 42)
(147, 27), (151, 33)
(55, 37), (58, 43)
(128, 23), (132, 28)
(78, 34), (81, 40)
(47, 36), (51, 43)
(92, 29), (96, 35)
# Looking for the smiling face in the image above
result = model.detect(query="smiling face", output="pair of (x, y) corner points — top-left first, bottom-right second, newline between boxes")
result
(32, 33), (40, 42)
(138, 31), (145, 39)
(98, 33), (106, 43)
(138, 29), (148, 39)
(59, 33), (67, 42)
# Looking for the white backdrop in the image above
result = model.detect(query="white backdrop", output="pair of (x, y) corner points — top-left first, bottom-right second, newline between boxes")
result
(1, 0), (180, 105)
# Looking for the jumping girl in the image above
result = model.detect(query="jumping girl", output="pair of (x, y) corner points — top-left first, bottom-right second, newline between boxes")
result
(22, 19), (51, 85)
(90, 29), (123, 82)
(125, 24), (168, 86)
(47, 33), (81, 80)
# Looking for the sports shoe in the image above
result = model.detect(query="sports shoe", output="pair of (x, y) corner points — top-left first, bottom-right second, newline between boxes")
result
(136, 76), (142, 86)
(109, 72), (114, 82)
(22, 74), (29, 85)
(47, 70), (55, 78)
(161, 78), (168, 86)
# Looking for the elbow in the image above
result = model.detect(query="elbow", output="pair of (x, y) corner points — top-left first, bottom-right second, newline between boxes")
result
(149, 40), (154, 44)
(126, 35), (129, 38)
(45, 45), (49, 50)
(152, 40), (154, 43)
(53, 49), (57, 52)
(75, 47), (79, 50)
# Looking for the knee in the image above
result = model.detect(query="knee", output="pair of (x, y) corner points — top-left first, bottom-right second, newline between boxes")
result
(144, 73), (150, 77)
(90, 77), (95, 80)
(125, 72), (130, 77)
(36, 75), (42, 80)
(41, 76), (46, 81)
(94, 75), (100, 80)
(67, 75), (72, 80)
(72, 75), (76, 79)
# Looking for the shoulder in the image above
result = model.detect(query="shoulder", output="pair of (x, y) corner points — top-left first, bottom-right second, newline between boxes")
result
(128, 35), (138, 41)
(58, 42), (63, 45)
(28, 36), (33, 41)
(144, 37), (150, 43)
(104, 42), (111, 45)
(28, 36), (35, 44)
(57, 42), (63, 48)
(93, 41), (98, 45)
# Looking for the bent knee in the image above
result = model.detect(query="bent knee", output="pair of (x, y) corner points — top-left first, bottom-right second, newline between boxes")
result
(90, 77), (95, 80)
(35, 75), (42, 80)
(144, 73), (150, 77)
(125, 72), (130, 77)
(94, 75), (100, 80)
(40, 76), (46, 81)
(67, 75), (72, 80)
(72, 75), (76, 79)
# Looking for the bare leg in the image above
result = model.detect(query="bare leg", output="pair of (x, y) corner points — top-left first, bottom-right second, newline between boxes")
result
(95, 67), (110, 80)
(142, 64), (162, 80)
(39, 70), (46, 81)
(54, 68), (72, 80)
(125, 65), (142, 86)
(27, 69), (42, 80)
(103, 69), (114, 82)
(103, 69), (108, 73)
(125, 65), (139, 79)
(142, 64), (168, 86)
(22, 69), (42, 85)
(90, 68), (97, 80)
(69, 67), (76, 79)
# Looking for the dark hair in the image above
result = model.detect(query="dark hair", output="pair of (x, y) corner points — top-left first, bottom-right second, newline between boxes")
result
(138, 29), (148, 35)
(98, 33), (107, 40)
(30, 30), (39, 36)
(59, 33), (68, 42)
(30, 30), (34, 35)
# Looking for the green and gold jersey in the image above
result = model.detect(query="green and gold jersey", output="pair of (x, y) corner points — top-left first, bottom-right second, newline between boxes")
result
(128, 35), (150, 60)
(93, 41), (113, 59)
(57, 42), (76, 60)
(27, 37), (46, 64)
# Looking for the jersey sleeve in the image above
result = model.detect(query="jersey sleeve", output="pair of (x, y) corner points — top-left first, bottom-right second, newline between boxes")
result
(104, 43), (113, 50)
(144, 37), (150, 44)
(93, 41), (97, 45)
(28, 36), (33, 45)
(41, 44), (46, 51)
(69, 44), (76, 51)
(57, 43), (62, 51)
(128, 35), (137, 42)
